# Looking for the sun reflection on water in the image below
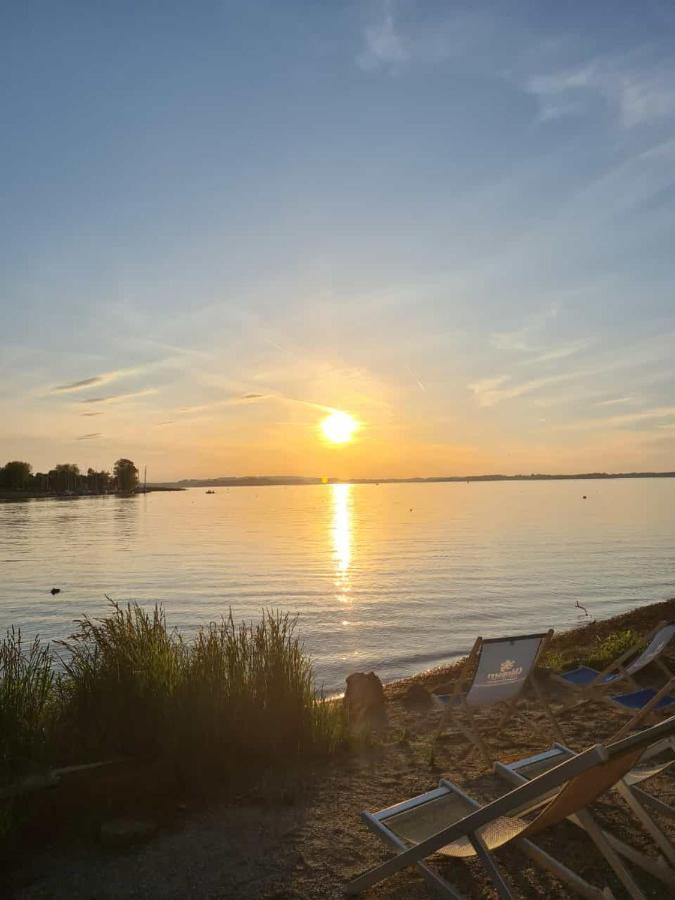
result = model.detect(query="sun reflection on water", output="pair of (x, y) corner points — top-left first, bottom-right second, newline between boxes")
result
(331, 483), (352, 603)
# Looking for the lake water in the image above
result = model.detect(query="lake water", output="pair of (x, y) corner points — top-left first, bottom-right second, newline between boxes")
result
(1, 480), (674, 692)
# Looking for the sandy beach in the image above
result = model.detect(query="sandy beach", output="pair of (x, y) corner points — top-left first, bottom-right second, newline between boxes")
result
(5, 598), (675, 900)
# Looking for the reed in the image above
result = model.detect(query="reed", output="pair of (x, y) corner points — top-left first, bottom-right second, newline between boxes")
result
(0, 601), (343, 778)
(176, 611), (343, 774)
(0, 627), (55, 777)
(57, 601), (188, 757)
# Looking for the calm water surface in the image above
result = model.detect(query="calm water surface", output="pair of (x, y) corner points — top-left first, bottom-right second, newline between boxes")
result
(1, 480), (674, 692)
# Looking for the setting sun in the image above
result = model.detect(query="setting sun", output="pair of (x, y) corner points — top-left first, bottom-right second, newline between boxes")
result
(321, 411), (358, 444)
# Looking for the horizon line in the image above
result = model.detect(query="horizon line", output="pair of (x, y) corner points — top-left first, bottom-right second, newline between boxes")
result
(169, 470), (675, 487)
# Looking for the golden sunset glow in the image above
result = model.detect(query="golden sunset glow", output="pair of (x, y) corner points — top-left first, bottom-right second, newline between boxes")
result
(321, 411), (358, 444)
(331, 482), (352, 574)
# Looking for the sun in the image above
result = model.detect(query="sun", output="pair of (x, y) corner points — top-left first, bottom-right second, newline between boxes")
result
(321, 411), (358, 444)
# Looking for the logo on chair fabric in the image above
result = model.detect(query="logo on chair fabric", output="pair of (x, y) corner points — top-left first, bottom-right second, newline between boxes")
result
(486, 659), (524, 681)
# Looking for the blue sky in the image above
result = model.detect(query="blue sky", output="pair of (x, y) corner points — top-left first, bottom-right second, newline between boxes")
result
(2, 1), (675, 479)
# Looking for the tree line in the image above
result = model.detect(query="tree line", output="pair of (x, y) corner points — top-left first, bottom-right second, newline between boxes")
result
(0, 458), (139, 495)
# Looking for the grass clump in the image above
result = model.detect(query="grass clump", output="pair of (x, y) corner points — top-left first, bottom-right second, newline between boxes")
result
(544, 627), (642, 673)
(177, 611), (343, 775)
(0, 628), (55, 778)
(58, 602), (187, 758)
(0, 600), (344, 781)
(586, 628), (641, 670)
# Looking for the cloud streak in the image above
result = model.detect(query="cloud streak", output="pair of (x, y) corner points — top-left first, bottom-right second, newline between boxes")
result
(562, 406), (675, 432)
(78, 389), (157, 405)
(526, 54), (675, 128)
(357, 12), (408, 71)
(51, 366), (144, 394)
(468, 372), (576, 408)
(53, 375), (108, 392)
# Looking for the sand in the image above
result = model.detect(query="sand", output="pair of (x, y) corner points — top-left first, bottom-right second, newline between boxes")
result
(7, 599), (675, 899)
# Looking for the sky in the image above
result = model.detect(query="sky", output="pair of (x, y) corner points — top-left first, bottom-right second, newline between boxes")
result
(2, 0), (675, 480)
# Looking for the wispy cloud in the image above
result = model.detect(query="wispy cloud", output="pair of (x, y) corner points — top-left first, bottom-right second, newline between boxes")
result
(468, 372), (575, 408)
(470, 330), (675, 410)
(176, 392), (336, 420)
(490, 308), (594, 367)
(562, 406), (675, 431)
(53, 375), (108, 393)
(595, 395), (636, 407)
(51, 366), (142, 394)
(177, 393), (271, 416)
(527, 55), (675, 128)
(78, 388), (157, 405)
(490, 305), (559, 353)
(357, 11), (408, 71)
(528, 339), (594, 365)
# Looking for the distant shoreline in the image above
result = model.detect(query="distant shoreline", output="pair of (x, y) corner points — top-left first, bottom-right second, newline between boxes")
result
(0, 485), (184, 501)
(4, 472), (674, 499)
(175, 471), (675, 488)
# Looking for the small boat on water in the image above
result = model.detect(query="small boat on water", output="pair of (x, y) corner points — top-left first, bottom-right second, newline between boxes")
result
(206, 490), (215, 494)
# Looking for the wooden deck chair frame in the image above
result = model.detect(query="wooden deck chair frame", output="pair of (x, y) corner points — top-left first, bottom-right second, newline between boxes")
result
(345, 717), (675, 899)
(357, 777), (613, 900)
(433, 629), (564, 765)
(551, 620), (674, 702)
(610, 676), (675, 740)
(495, 739), (675, 899)
(619, 731), (675, 822)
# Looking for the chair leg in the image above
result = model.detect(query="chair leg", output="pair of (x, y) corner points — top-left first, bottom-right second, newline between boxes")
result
(631, 786), (674, 820)
(462, 702), (492, 766)
(530, 677), (568, 744)
(433, 706), (451, 743)
(469, 833), (514, 900)
(614, 781), (675, 867)
(348, 812), (463, 899)
(516, 838), (615, 900)
(599, 829), (674, 886)
(575, 808), (646, 900)
(612, 678), (675, 740)
(495, 699), (517, 732)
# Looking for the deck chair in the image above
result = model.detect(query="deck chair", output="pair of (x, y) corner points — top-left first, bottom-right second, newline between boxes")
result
(495, 733), (675, 897)
(552, 620), (675, 698)
(432, 630), (562, 764)
(608, 677), (675, 739)
(345, 717), (675, 900)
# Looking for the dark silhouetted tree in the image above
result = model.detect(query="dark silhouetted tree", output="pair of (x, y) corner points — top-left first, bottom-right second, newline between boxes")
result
(49, 463), (80, 493)
(0, 460), (32, 490)
(33, 472), (50, 492)
(86, 468), (112, 493)
(113, 458), (139, 493)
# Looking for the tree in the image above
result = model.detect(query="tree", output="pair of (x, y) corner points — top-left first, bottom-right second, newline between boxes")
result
(113, 458), (139, 493)
(86, 468), (112, 493)
(33, 472), (50, 493)
(49, 463), (80, 493)
(0, 460), (32, 490)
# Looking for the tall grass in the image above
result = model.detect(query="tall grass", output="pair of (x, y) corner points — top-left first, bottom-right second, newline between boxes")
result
(0, 628), (55, 777)
(176, 611), (342, 774)
(58, 603), (187, 757)
(1, 601), (343, 780)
